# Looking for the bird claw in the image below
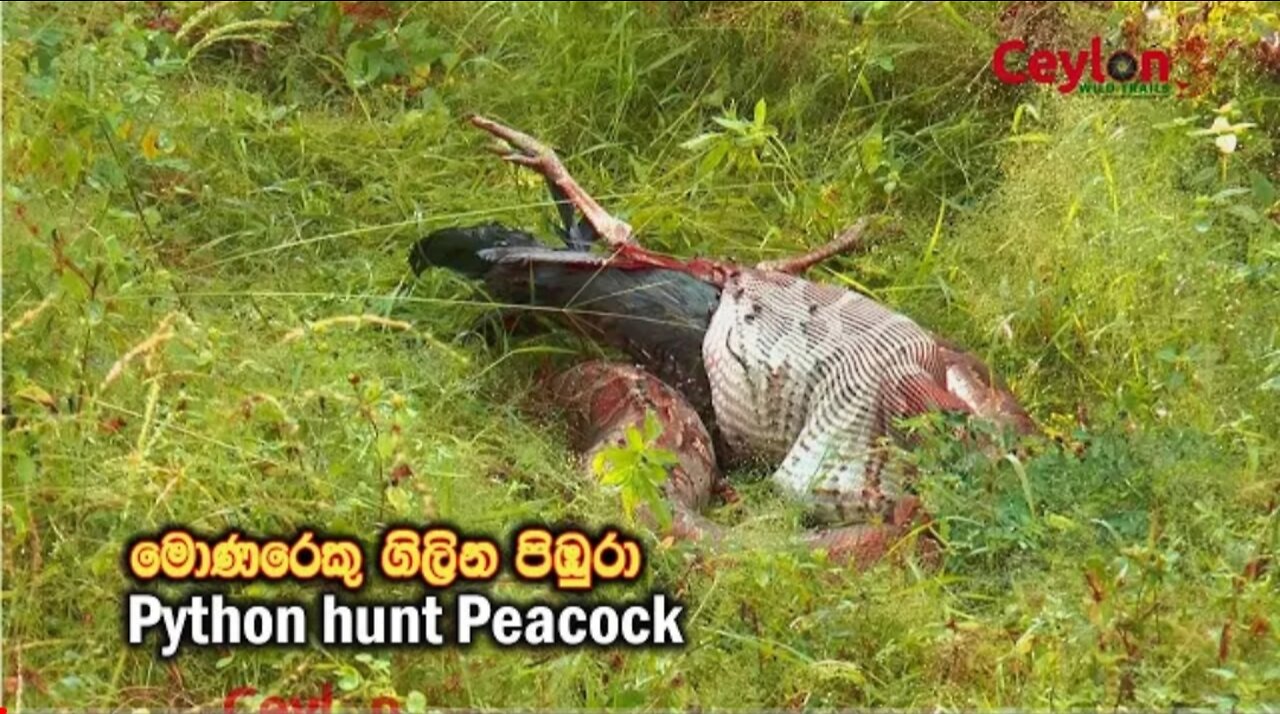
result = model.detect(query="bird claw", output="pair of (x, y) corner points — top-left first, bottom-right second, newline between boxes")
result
(470, 114), (552, 159)
(483, 141), (540, 167)
(468, 114), (636, 248)
(503, 153), (544, 169)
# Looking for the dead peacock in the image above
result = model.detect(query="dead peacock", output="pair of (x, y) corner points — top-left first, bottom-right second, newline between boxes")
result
(410, 116), (1036, 564)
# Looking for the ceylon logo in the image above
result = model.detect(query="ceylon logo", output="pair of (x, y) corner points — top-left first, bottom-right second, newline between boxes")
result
(993, 37), (1173, 97)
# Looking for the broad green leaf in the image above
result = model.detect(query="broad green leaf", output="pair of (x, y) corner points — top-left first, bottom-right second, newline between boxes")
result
(681, 132), (722, 152)
(625, 424), (644, 450)
(860, 126), (884, 174)
(1251, 171), (1277, 206)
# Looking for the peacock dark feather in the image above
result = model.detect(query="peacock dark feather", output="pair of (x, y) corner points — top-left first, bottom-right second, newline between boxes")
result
(409, 223), (721, 428)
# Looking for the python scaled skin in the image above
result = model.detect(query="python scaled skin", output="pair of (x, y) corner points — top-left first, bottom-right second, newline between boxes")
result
(704, 269), (978, 524)
(550, 360), (939, 567)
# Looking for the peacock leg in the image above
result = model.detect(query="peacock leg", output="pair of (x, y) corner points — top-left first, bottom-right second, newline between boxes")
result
(545, 181), (598, 250)
(755, 217), (872, 274)
(468, 115), (635, 248)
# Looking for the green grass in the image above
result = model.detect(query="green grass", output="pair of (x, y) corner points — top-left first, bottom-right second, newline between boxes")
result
(3, 1), (1279, 710)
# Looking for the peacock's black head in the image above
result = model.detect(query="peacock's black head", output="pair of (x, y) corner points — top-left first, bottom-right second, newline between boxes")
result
(409, 222), (543, 278)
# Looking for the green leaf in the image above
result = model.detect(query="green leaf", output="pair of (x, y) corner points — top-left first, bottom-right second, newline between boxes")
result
(59, 270), (90, 301)
(643, 412), (663, 441)
(1210, 187), (1252, 203)
(713, 116), (749, 133)
(345, 42), (367, 84)
(860, 126), (884, 174)
(698, 141), (729, 176)
(587, 410), (683, 528)
(625, 424), (644, 451)
(599, 462), (631, 487)
(1227, 204), (1261, 224)
(406, 691), (427, 714)
(753, 98), (767, 129)
(1251, 171), (1277, 206)
(681, 132), (722, 152)
(376, 432), (396, 459)
(336, 666), (361, 692)
(366, 53), (385, 83)
(648, 449), (678, 469)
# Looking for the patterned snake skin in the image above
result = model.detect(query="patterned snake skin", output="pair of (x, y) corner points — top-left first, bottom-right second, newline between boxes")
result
(550, 360), (939, 567)
(704, 268), (973, 524)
